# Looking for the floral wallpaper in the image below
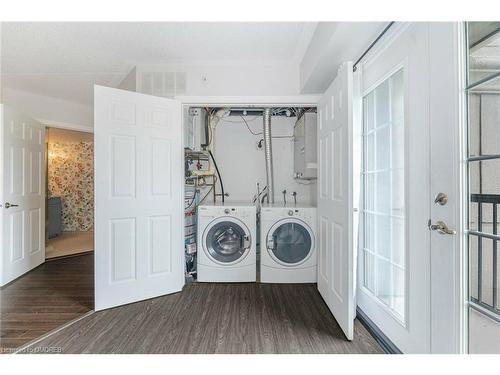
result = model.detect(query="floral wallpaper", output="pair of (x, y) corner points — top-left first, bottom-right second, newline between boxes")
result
(48, 141), (94, 231)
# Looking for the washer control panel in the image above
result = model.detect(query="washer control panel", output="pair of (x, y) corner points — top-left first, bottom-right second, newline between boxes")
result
(198, 205), (256, 220)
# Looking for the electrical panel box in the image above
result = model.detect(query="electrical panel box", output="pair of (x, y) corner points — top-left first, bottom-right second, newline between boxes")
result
(293, 112), (317, 180)
(185, 107), (207, 152)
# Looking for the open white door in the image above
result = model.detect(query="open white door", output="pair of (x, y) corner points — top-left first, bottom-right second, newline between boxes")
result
(94, 86), (184, 311)
(317, 62), (355, 340)
(356, 23), (432, 353)
(1, 105), (45, 286)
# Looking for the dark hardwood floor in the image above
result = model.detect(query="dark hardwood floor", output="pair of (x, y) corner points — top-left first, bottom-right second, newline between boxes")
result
(1, 253), (382, 354)
(0, 254), (94, 351)
(24, 282), (383, 354)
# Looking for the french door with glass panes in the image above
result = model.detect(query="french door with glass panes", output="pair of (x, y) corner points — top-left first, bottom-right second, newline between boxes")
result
(356, 23), (432, 353)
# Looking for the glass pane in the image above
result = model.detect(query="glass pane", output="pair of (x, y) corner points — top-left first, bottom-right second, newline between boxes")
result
(496, 243), (500, 310)
(376, 258), (392, 306)
(481, 238), (494, 307)
(364, 213), (376, 251)
(376, 215), (391, 260)
(391, 218), (405, 267)
(468, 22), (500, 48)
(375, 171), (390, 214)
(468, 235), (499, 309)
(364, 250), (375, 293)
(469, 235), (479, 301)
(466, 22), (500, 321)
(364, 174), (376, 211)
(206, 221), (247, 263)
(376, 126), (390, 170)
(271, 222), (312, 264)
(362, 68), (406, 322)
(467, 22), (500, 86)
(364, 91), (375, 132)
(365, 132), (376, 172)
(468, 90), (500, 158)
(375, 79), (390, 128)
(469, 159), (500, 233)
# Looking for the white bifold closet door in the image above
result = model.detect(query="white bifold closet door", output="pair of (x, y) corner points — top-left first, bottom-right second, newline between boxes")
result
(94, 86), (184, 311)
(1, 105), (45, 286)
(317, 62), (355, 340)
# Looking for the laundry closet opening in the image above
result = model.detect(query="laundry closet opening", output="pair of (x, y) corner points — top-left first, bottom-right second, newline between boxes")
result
(182, 106), (318, 283)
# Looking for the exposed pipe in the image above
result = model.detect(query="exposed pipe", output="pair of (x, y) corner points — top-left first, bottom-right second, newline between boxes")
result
(263, 108), (274, 204)
(208, 150), (225, 203)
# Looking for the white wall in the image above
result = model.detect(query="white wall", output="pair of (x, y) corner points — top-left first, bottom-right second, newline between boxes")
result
(300, 22), (386, 94)
(1, 87), (93, 131)
(213, 115), (316, 205)
(131, 62), (301, 97)
(2, 61), (302, 130)
(2, 61), (304, 131)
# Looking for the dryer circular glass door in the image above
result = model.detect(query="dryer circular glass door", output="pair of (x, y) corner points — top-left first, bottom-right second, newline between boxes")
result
(204, 218), (251, 264)
(267, 219), (314, 266)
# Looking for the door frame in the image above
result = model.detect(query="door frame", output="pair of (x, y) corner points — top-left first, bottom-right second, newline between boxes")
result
(428, 22), (468, 354)
(353, 22), (467, 353)
(44, 125), (95, 261)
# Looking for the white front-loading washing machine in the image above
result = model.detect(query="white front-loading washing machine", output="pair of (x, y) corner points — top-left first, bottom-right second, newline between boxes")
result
(197, 202), (256, 282)
(260, 204), (317, 283)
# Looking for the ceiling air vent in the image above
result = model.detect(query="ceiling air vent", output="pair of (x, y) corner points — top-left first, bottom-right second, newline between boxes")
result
(139, 71), (187, 98)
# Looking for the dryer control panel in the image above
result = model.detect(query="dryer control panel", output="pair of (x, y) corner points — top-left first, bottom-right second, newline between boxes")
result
(260, 206), (315, 222)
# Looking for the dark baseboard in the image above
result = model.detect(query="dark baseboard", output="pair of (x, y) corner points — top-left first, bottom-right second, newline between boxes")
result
(357, 307), (403, 354)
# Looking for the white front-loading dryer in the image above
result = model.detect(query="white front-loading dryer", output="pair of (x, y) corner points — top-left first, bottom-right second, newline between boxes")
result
(197, 202), (256, 282)
(260, 204), (317, 283)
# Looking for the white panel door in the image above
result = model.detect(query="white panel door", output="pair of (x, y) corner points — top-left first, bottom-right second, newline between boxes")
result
(1, 105), (45, 286)
(317, 62), (355, 340)
(94, 86), (184, 311)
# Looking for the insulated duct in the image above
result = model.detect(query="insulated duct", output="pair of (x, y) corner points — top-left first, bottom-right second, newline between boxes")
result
(263, 108), (274, 204)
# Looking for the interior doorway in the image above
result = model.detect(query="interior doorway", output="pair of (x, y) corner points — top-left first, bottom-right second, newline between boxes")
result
(45, 127), (94, 259)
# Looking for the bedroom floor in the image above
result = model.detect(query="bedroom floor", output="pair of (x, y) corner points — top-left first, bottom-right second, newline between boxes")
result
(45, 231), (94, 259)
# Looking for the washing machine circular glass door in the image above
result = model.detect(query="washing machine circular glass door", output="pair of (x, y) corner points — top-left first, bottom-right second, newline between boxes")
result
(267, 219), (314, 266)
(204, 218), (251, 265)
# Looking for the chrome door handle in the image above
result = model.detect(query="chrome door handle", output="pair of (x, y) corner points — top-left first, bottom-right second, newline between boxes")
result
(428, 219), (456, 235)
(4, 202), (19, 209)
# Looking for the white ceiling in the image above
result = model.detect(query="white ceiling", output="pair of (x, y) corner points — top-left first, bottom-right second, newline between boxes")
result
(1, 22), (317, 104)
